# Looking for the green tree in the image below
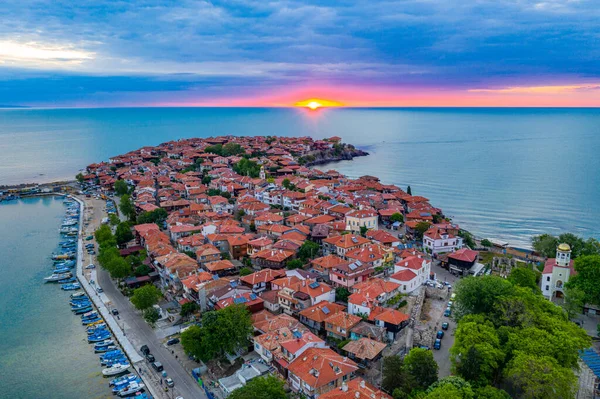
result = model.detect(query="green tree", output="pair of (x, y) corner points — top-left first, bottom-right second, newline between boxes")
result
(114, 180), (129, 196)
(581, 237), (600, 256)
(480, 239), (493, 248)
(228, 375), (286, 399)
(205, 144), (223, 156)
(297, 240), (320, 261)
(239, 267), (253, 276)
(131, 284), (162, 311)
(567, 255), (600, 305)
(360, 225), (369, 237)
(222, 142), (244, 156)
(531, 234), (559, 258)
(108, 256), (131, 280)
(451, 316), (504, 387)
(134, 264), (152, 277)
(474, 386), (511, 399)
(453, 276), (514, 319)
(507, 267), (539, 292)
(109, 213), (120, 226)
(136, 208), (168, 225)
(414, 222), (431, 238)
(504, 353), (577, 399)
(95, 224), (114, 244)
(282, 178), (291, 190)
(390, 212), (404, 224)
(119, 194), (136, 221)
(403, 348), (438, 391)
(382, 356), (414, 394)
(286, 259), (304, 270)
(180, 302), (200, 318)
(76, 173), (85, 183)
(335, 287), (351, 302)
(233, 158), (261, 178)
(407, 185), (412, 195)
(562, 286), (585, 319)
(115, 222), (134, 245)
(426, 377), (474, 399)
(143, 307), (160, 326)
(181, 305), (252, 362)
(458, 230), (475, 248)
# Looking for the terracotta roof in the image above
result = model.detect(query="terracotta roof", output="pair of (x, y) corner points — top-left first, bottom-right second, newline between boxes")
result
(325, 311), (362, 330)
(448, 248), (479, 263)
(390, 269), (418, 282)
(299, 301), (346, 323)
(288, 348), (358, 389)
(311, 255), (349, 270)
(323, 234), (370, 249)
(374, 308), (409, 325)
(319, 378), (392, 399)
(204, 259), (236, 272)
(542, 258), (576, 274)
(240, 268), (286, 285)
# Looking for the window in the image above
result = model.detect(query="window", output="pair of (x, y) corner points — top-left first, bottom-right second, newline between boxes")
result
(546, 276), (550, 281)
(545, 285), (549, 291)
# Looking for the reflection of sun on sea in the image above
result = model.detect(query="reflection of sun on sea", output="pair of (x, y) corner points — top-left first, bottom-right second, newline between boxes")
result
(294, 98), (344, 110)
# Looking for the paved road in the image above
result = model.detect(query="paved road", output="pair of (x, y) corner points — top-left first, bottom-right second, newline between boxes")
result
(97, 267), (206, 399)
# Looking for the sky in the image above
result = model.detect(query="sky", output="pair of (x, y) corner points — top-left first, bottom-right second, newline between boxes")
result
(0, 0), (599, 107)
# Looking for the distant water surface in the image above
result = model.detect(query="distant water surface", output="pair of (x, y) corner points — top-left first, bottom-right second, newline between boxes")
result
(0, 107), (598, 246)
(0, 196), (111, 399)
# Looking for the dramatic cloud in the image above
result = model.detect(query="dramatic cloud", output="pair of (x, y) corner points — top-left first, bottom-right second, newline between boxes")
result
(0, 0), (599, 106)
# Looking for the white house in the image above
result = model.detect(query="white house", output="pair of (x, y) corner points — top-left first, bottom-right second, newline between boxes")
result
(423, 225), (463, 255)
(345, 209), (378, 233)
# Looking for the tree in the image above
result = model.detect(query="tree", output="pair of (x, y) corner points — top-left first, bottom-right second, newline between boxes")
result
(228, 375), (286, 399)
(414, 222), (430, 238)
(282, 178), (291, 190)
(182, 304), (252, 362)
(114, 180), (129, 196)
(453, 276), (514, 319)
(458, 230), (475, 249)
(390, 212), (404, 224)
(233, 158), (261, 178)
(335, 287), (350, 302)
(136, 208), (168, 225)
(108, 256), (131, 280)
(480, 239), (493, 248)
(109, 213), (120, 226)
(567, 255), (600, 305)
(95, 224), (114, 244)
(115, 222), (134, 245)
(451, 317), (504, 387)
(239, 267), (253, 276)
(222, 142), (244, 156)
(131, 284), (162, 311)
(134, 264), (152, 277)
(504, 353), (577, 399)
(180, 302), (200, 318)
(474, 386), (511, 399)
(286, 259), (304, 270)
(119, 194), (136, 221)
(507, 267), (539, 292)
(407, 185), (412, 195)
(531, 234), (559, 258)
(561, 286), (586, 319)
(360, 226), (369, 237)
(76, 173), (85, 183)
(382, 356), (414, 394)
(403, 347), (438, 390)
(581, 237), (600, 257)
(297, 240), (320, 261)
(426, 377), (474, 399)
(143, 307), (160, 326)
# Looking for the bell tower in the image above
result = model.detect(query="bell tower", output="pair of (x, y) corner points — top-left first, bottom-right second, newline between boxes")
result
(259, 165), (266, 180)
(556, 243), (571, 267)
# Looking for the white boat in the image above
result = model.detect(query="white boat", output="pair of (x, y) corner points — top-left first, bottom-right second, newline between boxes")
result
(118, 382), (145, 397)
(102, 363), (130, 376)
(44, 272), (73, 282)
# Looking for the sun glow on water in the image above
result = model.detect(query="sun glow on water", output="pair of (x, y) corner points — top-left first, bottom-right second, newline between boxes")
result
(294, 98), (344, 110)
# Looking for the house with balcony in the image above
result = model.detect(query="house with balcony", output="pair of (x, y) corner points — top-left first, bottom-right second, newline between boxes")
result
(423, 225), (463, 255)
(324, 311), (362, 340)
(299, 301), (346, 335)
(240, 268), (286, 293)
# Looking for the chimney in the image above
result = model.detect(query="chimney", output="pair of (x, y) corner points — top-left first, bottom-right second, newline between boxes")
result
(355, 392), (360, 398)
(341, 383), (348, 392)
(360, 379), (366, 388)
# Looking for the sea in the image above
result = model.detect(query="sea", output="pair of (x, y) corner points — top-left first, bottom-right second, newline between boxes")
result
(1, 107), (599, 247)
(0, 196), (112, 398)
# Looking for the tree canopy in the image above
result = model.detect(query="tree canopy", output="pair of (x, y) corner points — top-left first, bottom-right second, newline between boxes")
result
(532, 233), (600, 258)
(181, 304), (252, 362)
(136, 208), (168, 225)
(115, 221), (134, 245)
(403, 348), (439, 391)
(507, 267), (539, 292)
(390, 212), (404, 223)
(233, 158), (261, 178)
(567, 254), (600, 305)
(228, 375), (286, 399)
(297, 240), (320, 261)
(114, 179), (129, 195)
(131, 284), (162, 311)
(119, 194), (136, 221)
(480, 239), (493, 248)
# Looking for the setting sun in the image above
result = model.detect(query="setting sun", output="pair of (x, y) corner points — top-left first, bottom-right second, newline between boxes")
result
(294, 98), (344, 110)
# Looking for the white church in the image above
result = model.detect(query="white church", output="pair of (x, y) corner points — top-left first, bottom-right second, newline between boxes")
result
(541, 243), (576, 300)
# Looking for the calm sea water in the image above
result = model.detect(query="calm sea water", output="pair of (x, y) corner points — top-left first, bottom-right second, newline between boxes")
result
(0, 196), (111, 399)
(0, 107), (599, 246)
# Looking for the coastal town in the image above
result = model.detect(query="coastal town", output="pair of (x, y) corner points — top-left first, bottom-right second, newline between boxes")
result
(22, 135), (600, 399)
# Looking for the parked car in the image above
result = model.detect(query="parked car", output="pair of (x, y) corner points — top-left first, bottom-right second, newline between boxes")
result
(152, 361), (163, 372)
(444, 307), (451, 317)
(441, 322), (449, 330)
(434, 339), (441, 350)
(418, 345), (431, 350)
(146, 353), (155, 363)
(140, 345), (150, 355)
(96, 286), (103, 293)
(166, 377), (174, 388)
(166, 338), (180, 346)
(436, 330), (444, 339)
(111, 309), (119, 315)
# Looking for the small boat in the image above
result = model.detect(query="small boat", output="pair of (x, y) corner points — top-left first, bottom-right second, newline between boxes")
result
(82, 313), (99, 321)
(71, 301), (92, 308)
(112, 377), (141, 393)
(58, 277), (77, 284)
(102, 363), (130, 376)
(100, 349), (123, 359)
(117, 382), (145, 397)
(95, 345), (118, 353)
(71, 292), (86, 299)
(74, 306), (93, 315)
(88, 334), (112, 343)
(54, 268), (72, 274)
(61, 283), (80, 291)
(102, 356), (128, 367)
(93, 339), (114, 348)
(44, 272), (73, 282)
(83, 317), (103, 325)
(109, 374), (137, 387)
